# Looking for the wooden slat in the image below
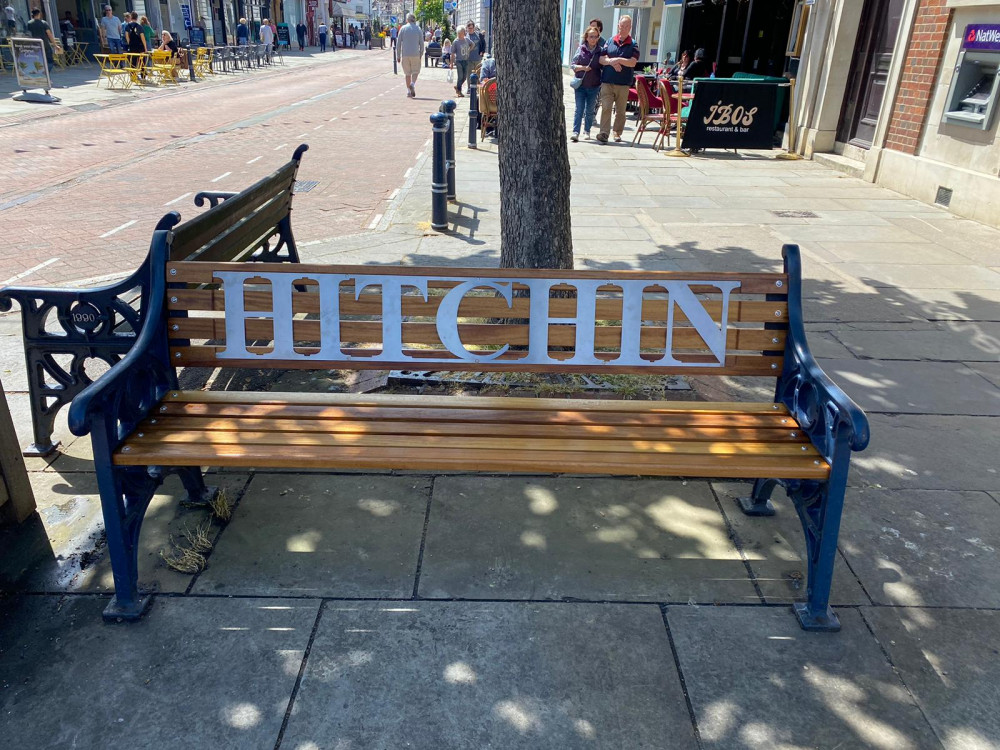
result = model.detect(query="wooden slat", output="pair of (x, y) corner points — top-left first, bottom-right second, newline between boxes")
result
(166, 261), (788, 295)
(113, 441), (829, 479)
(185, 194), (291, 264)
(139, 415), (807, 443)
(165, 391), (790, 413)
(167, 290), (789, 324)
(168, 345), (784, 375)
(168, 316), (787, 352)
(169, 163), (296, 257)
(154, 403), (799, 429)
(129, 428), (817, 456)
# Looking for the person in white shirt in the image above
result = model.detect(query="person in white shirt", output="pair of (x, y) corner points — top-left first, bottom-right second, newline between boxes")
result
(260, 17), (274, 57)
(4, 3), (17, 36)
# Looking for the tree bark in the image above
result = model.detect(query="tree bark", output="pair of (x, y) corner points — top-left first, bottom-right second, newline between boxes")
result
(494, 0), (574, 270)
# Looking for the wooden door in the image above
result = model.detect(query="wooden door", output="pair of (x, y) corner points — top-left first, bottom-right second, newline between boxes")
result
(837, 0), (904, 148)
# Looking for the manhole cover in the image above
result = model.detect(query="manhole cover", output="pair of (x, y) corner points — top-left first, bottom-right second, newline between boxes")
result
(771, 210), (818, 218)
(294, 180), (319, 193)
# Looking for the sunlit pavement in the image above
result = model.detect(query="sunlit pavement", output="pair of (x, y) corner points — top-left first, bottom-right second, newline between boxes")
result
(1, 67), (999, 748)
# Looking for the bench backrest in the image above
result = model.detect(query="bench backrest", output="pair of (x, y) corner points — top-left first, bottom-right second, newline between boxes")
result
(168, 145), (305, 263)
(164, 263), (789, 376)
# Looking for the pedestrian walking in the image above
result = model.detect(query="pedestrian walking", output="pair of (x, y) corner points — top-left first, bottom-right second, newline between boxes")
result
(390, 24), (397, 49)
(364, 26), (371, 48)
(465, 21), (481, 72)
(236, 17), (248, 45)
(588, 18), (606, 46)
(260, 18), (274, 58)
(570, 26), (603, 142)
(395, 13), (423, 98)
(596, 15), (640, 144)
(318, 22), (328, 52)
(99, 5), (123, 53)
(296, 21), (306, 51)
(451, 26), (470, 97)
(4, 3), (16, 37)
(26, 9), (58, 71)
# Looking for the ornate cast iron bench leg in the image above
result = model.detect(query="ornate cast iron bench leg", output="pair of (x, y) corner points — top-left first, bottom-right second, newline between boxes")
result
(737, 477), (779, 516)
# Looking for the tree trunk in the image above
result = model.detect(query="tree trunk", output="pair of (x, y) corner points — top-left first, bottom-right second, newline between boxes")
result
(494, 0), (574, 270)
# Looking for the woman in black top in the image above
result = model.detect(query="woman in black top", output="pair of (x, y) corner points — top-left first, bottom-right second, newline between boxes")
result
(158, 30), (179, 58)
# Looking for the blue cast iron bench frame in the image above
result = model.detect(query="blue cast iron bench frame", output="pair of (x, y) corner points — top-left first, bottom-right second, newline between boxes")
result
(0, 145), (308, 456)
(67, 240), (869, 631)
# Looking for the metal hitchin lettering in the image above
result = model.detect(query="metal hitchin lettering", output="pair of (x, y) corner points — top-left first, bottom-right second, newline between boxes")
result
(213, 271), (739, 367)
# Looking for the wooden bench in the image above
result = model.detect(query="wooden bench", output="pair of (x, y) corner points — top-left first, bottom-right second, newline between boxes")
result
(67, 244), (869, 630)
(0, 145), (307, 456)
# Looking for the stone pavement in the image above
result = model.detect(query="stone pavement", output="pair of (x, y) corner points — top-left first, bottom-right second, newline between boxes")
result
(1, 68), (999, 748)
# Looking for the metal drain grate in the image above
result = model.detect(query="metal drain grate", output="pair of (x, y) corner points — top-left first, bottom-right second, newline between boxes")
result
(934, 186), (953, 207)
(771, 210), (818, 218)
(293, 180), (320, 193)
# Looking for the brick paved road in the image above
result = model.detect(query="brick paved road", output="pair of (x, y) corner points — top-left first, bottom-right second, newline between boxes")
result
(0, 50), (454, 287)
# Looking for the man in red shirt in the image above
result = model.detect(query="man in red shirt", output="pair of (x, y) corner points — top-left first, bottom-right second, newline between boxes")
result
(596, 15), (641, 144)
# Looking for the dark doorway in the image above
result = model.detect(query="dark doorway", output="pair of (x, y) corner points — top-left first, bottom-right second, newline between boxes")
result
(837, 0), (905, 148)
(680, 0), (795, 78)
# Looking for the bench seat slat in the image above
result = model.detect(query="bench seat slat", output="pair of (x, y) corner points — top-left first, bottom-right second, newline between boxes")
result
(113, 441), (828, 479)
(166, 290), (789, 324)
(161, 390), (791, 414)
(129, 429), (818, 457)
(157, 403), (799, 429)
(140, 415), (807, 443)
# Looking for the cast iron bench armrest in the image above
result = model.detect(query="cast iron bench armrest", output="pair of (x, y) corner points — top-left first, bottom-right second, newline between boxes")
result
(67, 237), (173, 441)
(193, 190), (239, 208)
(778, 244), (870, 458)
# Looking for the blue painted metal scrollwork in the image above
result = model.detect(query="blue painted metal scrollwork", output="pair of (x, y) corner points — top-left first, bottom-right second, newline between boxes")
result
(0, 213), (181, 456)
(738, 244), (870, 632)
(67, 232), (215, 621)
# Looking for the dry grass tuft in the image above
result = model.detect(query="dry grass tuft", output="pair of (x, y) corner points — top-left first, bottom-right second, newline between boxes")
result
(209, 489), (233, 522)
(160, 520), (214, 574)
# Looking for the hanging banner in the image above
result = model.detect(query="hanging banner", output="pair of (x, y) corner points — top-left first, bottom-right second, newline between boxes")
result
(181, 3), (193, 29)
(11, 37), (51, 91)
(682, 80), (779, 151)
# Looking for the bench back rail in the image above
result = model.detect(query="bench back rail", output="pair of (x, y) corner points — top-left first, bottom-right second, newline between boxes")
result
(164, 263), (790, 376)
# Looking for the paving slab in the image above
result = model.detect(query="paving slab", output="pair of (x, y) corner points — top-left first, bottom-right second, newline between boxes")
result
(281, 600), (696, 750)
(0, 595), (317, 749)
(834, 323), (1000, 362)
(0, 472), (246, 596)
(833, 263), (1000, 291)
(667, 606), (939, 750)
(850, 414), (1000, 492)
(419, 476), (758, 604)
(835, 488), (1000, 608)
(967, 362), (1000, 388)
(815, 241), (974, 266)
(818, 359), (1000, 415)
(193, 474), (429, 598)
(892, 288), (1000, 322)
(712, 483), (871, 606)
(864, 606), (1000, 750)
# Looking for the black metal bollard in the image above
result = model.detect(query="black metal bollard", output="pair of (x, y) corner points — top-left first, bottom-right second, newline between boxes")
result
(440, 99), (457, 201)
(467, 73), (479, 149)
(393, 54), (398, 75)
(430, 112), (449, 231)
(187, 44), (198, 82)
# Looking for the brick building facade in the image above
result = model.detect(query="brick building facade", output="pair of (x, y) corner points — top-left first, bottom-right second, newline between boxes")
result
(794, 0), (1000, 227)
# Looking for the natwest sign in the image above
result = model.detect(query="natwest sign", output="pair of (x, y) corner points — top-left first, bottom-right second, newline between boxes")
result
(963, 24), (1000, 52)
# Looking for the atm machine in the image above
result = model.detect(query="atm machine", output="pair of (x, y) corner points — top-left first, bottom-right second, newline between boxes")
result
(942, 31), (1000, 131)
